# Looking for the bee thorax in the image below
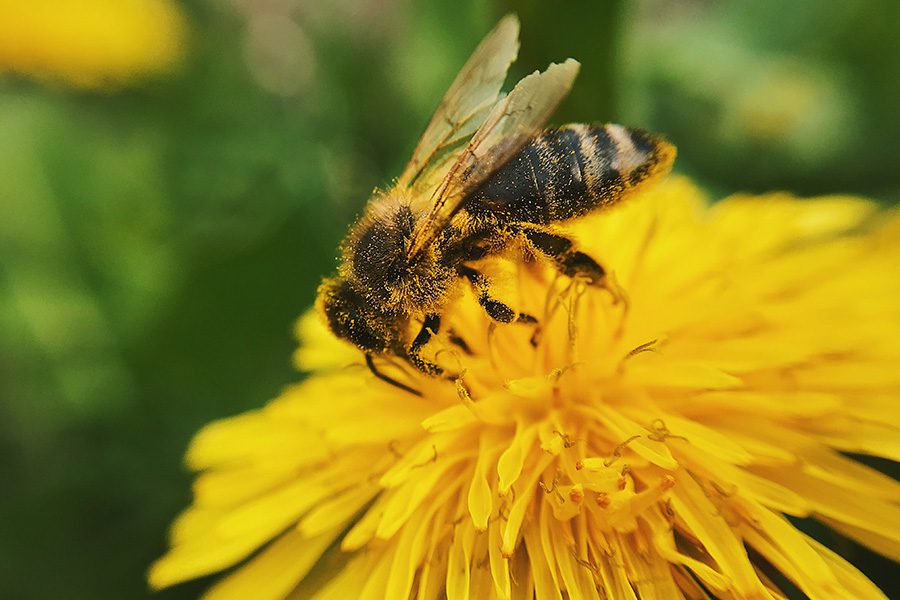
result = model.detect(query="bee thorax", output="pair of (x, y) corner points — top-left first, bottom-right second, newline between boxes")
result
(342, 199), (453, 315)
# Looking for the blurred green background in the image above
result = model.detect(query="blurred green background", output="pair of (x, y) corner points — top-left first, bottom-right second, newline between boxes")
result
(0, 1), (897, 598)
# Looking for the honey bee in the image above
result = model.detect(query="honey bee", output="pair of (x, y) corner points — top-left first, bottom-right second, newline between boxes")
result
(317, 15), (675, 391)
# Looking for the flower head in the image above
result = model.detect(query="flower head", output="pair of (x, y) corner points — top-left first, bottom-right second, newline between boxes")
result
(151, 177), (900, 599)
(0, 0), (185, 88)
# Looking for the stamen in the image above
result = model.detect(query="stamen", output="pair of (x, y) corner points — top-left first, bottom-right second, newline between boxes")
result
(553, 429), (578, 449)
(603, 434), (642, 467)
(539, 469), (565, 503)
(569, 486), (585, 503)
(570, 546), (601, 580)
(624, 338), (662, 360)
(646, 419), (689, 443)
(664, 498), (676, 523)
(387, 439), (404, 459)
(455, 376), (475, 408)
(411, 444), (438, 470)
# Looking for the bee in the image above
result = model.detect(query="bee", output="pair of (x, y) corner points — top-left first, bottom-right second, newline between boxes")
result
(317, 15), (675, 392)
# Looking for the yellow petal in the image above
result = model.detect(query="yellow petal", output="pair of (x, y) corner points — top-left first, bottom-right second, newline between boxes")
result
(416, 501), (453, 600)
(502, 454), (554, 554)
(186, 411), (327, 470)
(625, 409), (755, 465)
(805, 535), (889, 600)
(193, 463), (299, 508)
(202, 528), (336, 600)
(446, 520), (476, 600)
(753, 466), (900, 543)
(598, 536), (638, 600)
(358, 545), (396, 600)
(298, 484), (379, 537)
(379, 433), (468, 489)
(489, 518), (512, 599)
(624, 354), (742, 390)
(549, 518), (601, 600)
(648, 514), (731, 593)
(619, 531), (685, 600)
(509, 543), (534, 600)
(585, 405), (678, 470)
(669, 470), (769, 598)
(685, 391), (841, 419)
(307, 553), (377, 600)
(383, 512), (425, 600)
(497, 422), (537, 495)
(169, 506), (223, 545)
(799, 445), (900, 502)
(820, 516), (900, 563)
(421, 403), (478, 433)
(377, 459), (466, 540)
(523, 514), (563, 600)
(292, 311), (360, 371)
(736, 497), (839, 595)
(676, 444), (809, 516)
(467, 433), (496, 530)
(150, 478), (336, 588)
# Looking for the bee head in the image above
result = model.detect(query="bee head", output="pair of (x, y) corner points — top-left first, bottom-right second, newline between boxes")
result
(317, 278), (395, 354)
(347, 203), (417, 301)
(343, 201), (450, 311)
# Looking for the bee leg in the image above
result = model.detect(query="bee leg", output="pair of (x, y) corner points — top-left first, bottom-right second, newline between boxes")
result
(457, 265), (516, 323)
(365, 353), (423, 396)
(514, 225), (607, 285)
(406, 350), (444, 377)
(410, 313), (440, 353)
(447, 329), (474, 355)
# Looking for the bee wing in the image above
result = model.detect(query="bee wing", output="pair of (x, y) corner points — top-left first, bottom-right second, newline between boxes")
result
(397, 14), (520, 190)
(407, 58), (580, 258)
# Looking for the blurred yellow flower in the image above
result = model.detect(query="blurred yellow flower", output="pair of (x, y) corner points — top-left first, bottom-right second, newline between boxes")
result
(151, 177), (900, 599)
(0, 0), (185, 87)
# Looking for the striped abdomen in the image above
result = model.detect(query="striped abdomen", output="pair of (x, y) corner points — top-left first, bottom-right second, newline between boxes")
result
(465, 124), (675, 224)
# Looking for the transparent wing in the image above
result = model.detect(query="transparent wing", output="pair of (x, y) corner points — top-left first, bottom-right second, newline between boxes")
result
(397, 14), (520, 190)
(407, 58), (580, 258)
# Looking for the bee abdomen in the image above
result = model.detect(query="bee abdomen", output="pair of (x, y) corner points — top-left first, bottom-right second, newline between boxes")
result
(466, 124), (675, 224)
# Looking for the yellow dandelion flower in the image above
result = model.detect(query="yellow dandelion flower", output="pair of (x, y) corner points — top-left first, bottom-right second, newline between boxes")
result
(0, 0), (185, 88)
(150, 175), (900, 599)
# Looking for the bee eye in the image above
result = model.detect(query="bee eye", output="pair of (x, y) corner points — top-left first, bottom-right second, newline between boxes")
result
(321, 283), (387, 352)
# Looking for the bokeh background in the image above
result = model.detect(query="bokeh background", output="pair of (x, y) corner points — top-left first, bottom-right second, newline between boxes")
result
(1, 0), (897, 598)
